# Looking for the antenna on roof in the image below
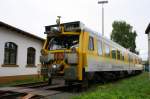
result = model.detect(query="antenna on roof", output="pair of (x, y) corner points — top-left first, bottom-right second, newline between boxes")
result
(56, 16), (62, 32)
(56, 16), (61, 25)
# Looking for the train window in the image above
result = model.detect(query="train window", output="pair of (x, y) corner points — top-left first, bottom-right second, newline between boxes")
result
(137, 58), (139, 64)
(139, 59), (141, 64)
(120, 52), (124, 61)
(136, 57), (138, 64)
(135, 57), (137, 64)
(48, 35), (79, 50)
(129, 54), (131, 62)
(117, 50), (121, 60)
(88, 36), (94, 51)
(111, 48), (116, 59)
(134, 58), (136, 64)
(129, 55), (133, 63)
(126, 53), (129, 62)
(132, 56), (134, 63)
(138, 59), (140, 64)
(131, 56), (133, 63)
(97, 40), (103, 56)
(120, 51), (122, 60)
(134, 57), (136, 64)
(128, 54), (130, 62)
(105, 44), (110, 57)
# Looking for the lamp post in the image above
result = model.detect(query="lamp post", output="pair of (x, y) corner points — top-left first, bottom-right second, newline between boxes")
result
(98, 1), (108, 36)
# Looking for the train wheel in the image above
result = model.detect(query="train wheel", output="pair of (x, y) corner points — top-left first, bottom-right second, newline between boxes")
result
(93, 73), (102, 83)
(65, 80), (72, 85)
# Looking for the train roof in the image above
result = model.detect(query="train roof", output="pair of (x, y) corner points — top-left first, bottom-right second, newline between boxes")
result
(82, 22), (139, 57)
(45, 21), (139, 57)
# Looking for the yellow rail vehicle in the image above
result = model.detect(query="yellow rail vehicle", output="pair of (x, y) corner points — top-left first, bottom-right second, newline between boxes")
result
(40, 21), (143, 84)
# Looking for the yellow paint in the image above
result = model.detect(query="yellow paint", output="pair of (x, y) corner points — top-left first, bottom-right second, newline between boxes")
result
(62, 32), (80, 35)
(43, 39), (47, 49)
(78, 30), (84, 80)
(47, 50), (71, 53)
(83, 32), (88, 69)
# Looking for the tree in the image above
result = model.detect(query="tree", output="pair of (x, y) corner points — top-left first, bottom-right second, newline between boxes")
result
(111, 21), (138, 54)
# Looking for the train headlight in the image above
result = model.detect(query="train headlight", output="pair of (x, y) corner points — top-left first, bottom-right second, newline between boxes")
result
(52, 64), (57, 69)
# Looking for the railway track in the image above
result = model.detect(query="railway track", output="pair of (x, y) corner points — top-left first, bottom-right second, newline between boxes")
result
(0, 73), (142, 99)
(0, 79), (81, 99)
(15, 81), (49, 88)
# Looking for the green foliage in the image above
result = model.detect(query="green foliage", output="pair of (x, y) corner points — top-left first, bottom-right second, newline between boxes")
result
(73, 72), (150, 99)
(111, 21), (138, 54)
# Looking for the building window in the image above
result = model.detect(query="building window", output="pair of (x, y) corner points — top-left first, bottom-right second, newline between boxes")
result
(88, 36), (94, 51)
(4, 42), (17, 65)
(27, 47), (36, 66)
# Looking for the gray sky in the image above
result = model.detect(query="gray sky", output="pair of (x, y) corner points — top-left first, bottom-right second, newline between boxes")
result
(0, 0), (149, 60)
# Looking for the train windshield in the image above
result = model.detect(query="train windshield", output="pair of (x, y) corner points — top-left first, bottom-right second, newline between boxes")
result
(48, 35), (79, 50)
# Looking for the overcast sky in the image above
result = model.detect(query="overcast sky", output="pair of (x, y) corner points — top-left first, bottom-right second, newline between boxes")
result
(0, 0), (149, 60)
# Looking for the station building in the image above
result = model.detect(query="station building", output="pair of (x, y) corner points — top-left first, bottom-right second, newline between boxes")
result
(0, 21), (44, 83)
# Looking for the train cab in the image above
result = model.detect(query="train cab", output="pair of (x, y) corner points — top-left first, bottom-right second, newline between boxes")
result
(40, 21), (85, 84)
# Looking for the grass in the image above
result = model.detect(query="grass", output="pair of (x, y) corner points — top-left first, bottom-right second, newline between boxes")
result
(73, 72), (150, 99)
(0, 76), (44, 87)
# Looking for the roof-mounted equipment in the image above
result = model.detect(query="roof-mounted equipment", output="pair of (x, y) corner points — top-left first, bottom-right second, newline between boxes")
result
(44, 21), (84, 34)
